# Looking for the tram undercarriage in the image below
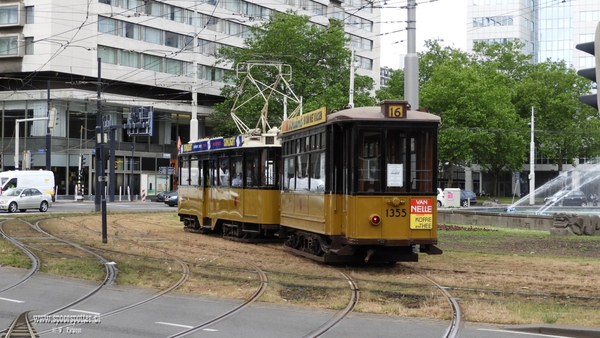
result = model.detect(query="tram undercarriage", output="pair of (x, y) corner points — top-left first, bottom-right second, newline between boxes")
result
(181, 215), (282, 243)
(281, 228), (441, 264)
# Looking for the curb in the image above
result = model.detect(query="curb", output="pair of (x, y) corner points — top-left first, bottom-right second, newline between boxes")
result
(503, 324), (600, 338)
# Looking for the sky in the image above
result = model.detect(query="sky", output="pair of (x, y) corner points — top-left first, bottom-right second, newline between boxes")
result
(379, 0), (467, 69)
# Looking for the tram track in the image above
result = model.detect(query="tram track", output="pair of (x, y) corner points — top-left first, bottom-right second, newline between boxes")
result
(0, 220), (40, 294)
(413, 272), (462, 338)
(52, 216), (274, 337)
(0, 218), (117, 337)
(1, 217), (193, 337)
(301, 268), (359, 338)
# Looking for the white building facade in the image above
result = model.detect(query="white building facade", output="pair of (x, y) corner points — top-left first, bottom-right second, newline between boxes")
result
(0, 0), (380, 198)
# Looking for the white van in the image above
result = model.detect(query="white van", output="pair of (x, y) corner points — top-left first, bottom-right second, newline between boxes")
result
(0, 170), (55, 201)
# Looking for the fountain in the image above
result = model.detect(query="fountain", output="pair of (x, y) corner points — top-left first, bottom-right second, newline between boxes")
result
(507, 164), (600, 215)
(438, 164), (600, 235)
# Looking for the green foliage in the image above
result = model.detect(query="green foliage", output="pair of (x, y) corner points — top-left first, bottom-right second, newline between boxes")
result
(212, 11), (375, 136)
(410, 39), (600, 193)
(376, 68), (404, 101)
(514, 61), (600, 171)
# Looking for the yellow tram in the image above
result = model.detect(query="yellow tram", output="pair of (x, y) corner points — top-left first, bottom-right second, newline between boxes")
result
(177, 100), (442, 263)
(177, 129), (282, 242)
(278, 101), (442, 263)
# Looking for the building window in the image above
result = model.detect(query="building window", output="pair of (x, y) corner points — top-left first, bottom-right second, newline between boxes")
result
(167, 5), (184, 22)
(145, 1), (163, 16)
(124, 0), (141, 11)
(121, 22), (139, 39)
(165, 59), (183, 75)
(0, 36), (18, 56)
(25, 6), (33, 24)
(121, 50), (140, 68)
(0, 5), (19, 25)
(165, 31), (181, 48)
(24, 37), (33, 55)
(98, 17), (117, 35)
(144, 27), (162, 45)
(143, 54), (162, 71)
(98, 46), (118, 64)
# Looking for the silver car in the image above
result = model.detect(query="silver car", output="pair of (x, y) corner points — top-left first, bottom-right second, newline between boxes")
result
(0, 188), (53, 213)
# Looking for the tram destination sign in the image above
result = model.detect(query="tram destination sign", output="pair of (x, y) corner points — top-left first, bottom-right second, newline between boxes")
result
(182, 135), (243, 154)
(281, 107), (327, 134)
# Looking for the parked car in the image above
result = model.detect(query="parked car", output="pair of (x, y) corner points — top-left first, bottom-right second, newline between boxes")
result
(544, 190), (587, 207)
(0, 187), (52, 213)
(164, 190), (178, 207)
(156, 190), (176, 203)
(460, 190), (477, 207)
(437, 188), (444, 207)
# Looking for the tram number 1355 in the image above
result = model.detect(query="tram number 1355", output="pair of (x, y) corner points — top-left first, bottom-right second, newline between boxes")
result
(386, 208), (407, 217)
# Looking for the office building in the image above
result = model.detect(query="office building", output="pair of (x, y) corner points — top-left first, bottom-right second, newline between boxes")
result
(460, 0), (600, 196)
(0, 0), (380, 198)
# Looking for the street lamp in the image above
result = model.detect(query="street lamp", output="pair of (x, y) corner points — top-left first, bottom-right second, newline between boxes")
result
(529, 107), (535, 205)
(130, 143), (134, 202)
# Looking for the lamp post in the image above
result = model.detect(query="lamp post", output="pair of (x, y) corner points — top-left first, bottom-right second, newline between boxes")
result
(529, 107), (535, 205)
(130, 143), (134, 202)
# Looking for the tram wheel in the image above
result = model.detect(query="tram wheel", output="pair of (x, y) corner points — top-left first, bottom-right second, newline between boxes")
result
(286, 234), (300, 249)
(309, 238), (324, 256)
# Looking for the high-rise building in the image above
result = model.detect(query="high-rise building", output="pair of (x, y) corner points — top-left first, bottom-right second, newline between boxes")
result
(461, 0), (600, 197)
(0, 0), (380, 198)
(468, 0), (600, 69)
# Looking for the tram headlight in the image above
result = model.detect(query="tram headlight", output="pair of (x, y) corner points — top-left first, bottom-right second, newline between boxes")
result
(370, 214), (381, 226)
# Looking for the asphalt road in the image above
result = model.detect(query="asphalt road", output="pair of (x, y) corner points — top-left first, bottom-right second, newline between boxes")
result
(0, 199), (178, 215)
(1, 267), (576, 338)
(1, 202), (597, 337)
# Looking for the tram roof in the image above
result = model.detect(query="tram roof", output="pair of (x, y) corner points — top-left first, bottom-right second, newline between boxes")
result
(327, 106), (441, 123)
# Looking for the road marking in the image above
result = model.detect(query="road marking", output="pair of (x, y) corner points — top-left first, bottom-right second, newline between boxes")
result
(155, 322), (218, 332)
(156, 322), (194, 329)
(0, 297), (24, 303)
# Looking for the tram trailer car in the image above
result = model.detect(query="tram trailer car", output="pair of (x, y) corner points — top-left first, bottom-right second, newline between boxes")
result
(178, 100), (442, 264)
(178, 131), (283, 242)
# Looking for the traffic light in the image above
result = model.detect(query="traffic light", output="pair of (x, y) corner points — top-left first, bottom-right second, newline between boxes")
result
(575, 22), (600, 110)
(82, 155), (87, 166)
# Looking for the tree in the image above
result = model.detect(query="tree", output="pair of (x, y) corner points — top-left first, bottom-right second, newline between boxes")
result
(420, 51), (527, 194)
(375, 68), (404, 101)
(212, 11), (375, 136)
(514, 61), (600, 172)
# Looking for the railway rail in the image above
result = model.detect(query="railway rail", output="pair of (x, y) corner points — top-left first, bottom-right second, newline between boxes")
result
(0, 219), (40, 294)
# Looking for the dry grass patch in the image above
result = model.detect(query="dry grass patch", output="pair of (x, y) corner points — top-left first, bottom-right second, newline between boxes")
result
(1, 213), (597, 327)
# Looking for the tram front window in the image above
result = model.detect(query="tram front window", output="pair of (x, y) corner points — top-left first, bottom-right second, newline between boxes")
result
(358, 131), (381, 192)
(386, 131), (406, 193)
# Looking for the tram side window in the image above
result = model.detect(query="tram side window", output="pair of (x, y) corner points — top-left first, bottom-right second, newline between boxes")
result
(207, 160), (218, 186)
(190, 156), (200, 186)
(410, 130), (434, 192)
(309, 151), (325, 191)
(218, 156), (229, 187)
(283, 156), (295, 190)
(262, 149), (277, 187)
(231, 156), (243, 187)
(293, 153), (310, 190)
(180, 157), (190, 186)
(246, 153), (259, 187)
(385, 131), (407, 193)
(358, 131), (381, 192)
